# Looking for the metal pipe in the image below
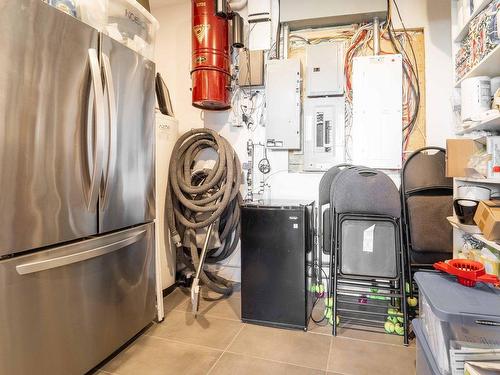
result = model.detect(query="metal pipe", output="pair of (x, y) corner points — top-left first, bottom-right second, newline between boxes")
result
(283, 23), (289, 59)
(232, 12), (244, 48)
(373, 17), (380, 55)
(229, 0), (247, 11)
(191, 222), (215, 316)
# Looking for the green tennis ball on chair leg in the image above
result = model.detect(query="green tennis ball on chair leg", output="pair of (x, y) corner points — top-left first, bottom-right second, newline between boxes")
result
(387, 316), (398, 324)
(394, 323), (404, 336)
(384, 321), (395, 334)
(407, 297), (418, 307)
(325, 307), (332, 320)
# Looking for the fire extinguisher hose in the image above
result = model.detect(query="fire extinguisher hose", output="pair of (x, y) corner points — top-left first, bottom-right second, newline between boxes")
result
(166, 128), (242, 296)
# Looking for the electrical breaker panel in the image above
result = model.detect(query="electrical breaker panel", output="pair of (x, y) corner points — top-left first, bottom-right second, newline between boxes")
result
(265, 59), (301, 150)
(351, 55), (403, 169)
(306, 42), (344, 97)
(304, 97), (345, 171)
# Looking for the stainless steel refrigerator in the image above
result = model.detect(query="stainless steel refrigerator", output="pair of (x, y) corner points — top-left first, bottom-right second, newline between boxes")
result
(0, 1), (157, 374)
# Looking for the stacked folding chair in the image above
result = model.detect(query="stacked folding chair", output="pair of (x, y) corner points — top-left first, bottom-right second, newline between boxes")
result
(318, 164), (352, 268)
(400, 147), (453, 303)
(329, 167), (409, 345)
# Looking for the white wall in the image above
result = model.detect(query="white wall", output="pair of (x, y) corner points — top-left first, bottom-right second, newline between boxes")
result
(389, 0), (454, 147)
(152, 0), (454, 280)
(153, 0), (454, 158)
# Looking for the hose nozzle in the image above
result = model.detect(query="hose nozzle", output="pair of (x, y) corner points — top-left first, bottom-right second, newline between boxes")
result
(171, 233), (182, 248)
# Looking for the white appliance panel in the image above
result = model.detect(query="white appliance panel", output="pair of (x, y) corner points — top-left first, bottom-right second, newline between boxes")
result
(351, 55), (403, 169)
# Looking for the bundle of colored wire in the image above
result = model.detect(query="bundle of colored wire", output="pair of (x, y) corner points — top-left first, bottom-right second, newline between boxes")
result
(343, 0), (421, 154)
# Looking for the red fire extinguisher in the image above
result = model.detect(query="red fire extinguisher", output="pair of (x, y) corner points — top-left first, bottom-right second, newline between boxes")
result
(191, 0), (231, 110)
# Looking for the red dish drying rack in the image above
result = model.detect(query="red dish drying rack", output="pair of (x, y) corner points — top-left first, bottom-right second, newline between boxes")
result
(433, 259), (500, 287)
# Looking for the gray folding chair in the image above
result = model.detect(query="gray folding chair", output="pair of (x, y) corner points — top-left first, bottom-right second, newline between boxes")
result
(330, 167), (409, 345)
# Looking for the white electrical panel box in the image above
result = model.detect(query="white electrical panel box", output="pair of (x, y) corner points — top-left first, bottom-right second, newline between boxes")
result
(248, 0), (272, 51)
(304, 97), (345, 171)
(306, 43), (344, 97)
(266, 59), (301, 149)
(351, 55), (403, 169)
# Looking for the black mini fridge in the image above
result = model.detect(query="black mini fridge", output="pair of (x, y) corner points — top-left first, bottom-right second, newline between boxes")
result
(241, 200), (315, 330)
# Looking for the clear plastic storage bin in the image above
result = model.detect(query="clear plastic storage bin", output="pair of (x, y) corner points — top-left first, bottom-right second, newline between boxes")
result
(45, 0), (108, 30)
(106, 0), (159, 60)
(44, 0), (158, 60)
(414, 319), (441, 375)
(415, 272), (500, 375)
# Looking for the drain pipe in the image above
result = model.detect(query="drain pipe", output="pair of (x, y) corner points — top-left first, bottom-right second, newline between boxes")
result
(373, 17), (380, 55)
(229, 0), (247, 11)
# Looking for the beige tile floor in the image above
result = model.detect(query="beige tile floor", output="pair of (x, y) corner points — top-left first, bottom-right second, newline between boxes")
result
(97, 287), (416, 375)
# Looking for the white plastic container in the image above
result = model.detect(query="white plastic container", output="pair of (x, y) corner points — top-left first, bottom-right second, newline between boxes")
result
(491, 77), (500, 97)
(78, 0), (108, 30)
(106, 0), (159, 60)
(46, 0), (108, 30)
(461, 76), (492, 122)
(414, 319), (441, 375)
(415, 272), (500, 375)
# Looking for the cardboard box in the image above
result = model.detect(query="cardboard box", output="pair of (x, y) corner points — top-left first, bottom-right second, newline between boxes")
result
(446, 138), (485, 177)
(474, 200), (500, 241)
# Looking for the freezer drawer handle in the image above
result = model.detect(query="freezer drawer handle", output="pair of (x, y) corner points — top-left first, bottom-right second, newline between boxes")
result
(16, 229), (146, 275)
(85, 48), (106, 212)
(100, 52), (117, 211)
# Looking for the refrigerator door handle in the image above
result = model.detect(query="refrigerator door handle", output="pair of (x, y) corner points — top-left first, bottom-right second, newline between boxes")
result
(16, 229), (146, 275)
(100, 52), (117, 211)
(86, 48), (106, 212)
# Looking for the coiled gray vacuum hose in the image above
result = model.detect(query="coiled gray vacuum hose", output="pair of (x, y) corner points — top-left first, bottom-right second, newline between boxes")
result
(166, 128), (242, 296)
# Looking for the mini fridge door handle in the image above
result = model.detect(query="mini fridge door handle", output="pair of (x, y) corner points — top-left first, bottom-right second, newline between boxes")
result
(100, 52), (117, 211)
(16, 229), (146, 275)
(86, 48), (106, 212)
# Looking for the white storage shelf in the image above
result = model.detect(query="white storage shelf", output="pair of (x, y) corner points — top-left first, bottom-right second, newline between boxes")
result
(453, 0), (493, 43)
(455, 45), (500, 88)
(448, 216), (500, 252)
(455, 176), (500, 184)
(451, 178), (500, 256)
(455, 113), (500, 135)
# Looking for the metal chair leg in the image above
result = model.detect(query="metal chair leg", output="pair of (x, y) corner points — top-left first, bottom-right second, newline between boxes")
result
(399, 224), (409, 346)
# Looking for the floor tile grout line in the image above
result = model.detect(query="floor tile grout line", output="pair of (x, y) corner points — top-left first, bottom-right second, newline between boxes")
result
(306, 323), (408, 347)
(223, 349), (328, 372)
(143, 333), (226, 353)
(205, 350), (225, 375)
(334, 335), (411, 348)
(206, 323), (246, 375)
(325, 336), (333, 373)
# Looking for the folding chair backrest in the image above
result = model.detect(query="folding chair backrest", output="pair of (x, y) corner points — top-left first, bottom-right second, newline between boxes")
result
(332, 168), (401, 218)
(402, 147), (452, 194)
(318, 164), (352, 253)
(402, 147), (453, 261)
(319, 164), (353, 205)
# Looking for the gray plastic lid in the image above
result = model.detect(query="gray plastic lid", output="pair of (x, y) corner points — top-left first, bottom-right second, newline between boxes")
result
(414, 272), (500, 322)
(413, 319), (441, 375)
